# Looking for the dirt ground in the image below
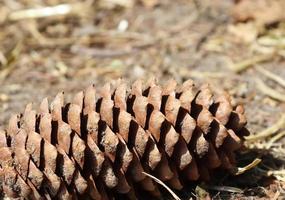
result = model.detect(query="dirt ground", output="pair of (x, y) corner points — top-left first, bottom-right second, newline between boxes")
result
(0, 0), (285, 199)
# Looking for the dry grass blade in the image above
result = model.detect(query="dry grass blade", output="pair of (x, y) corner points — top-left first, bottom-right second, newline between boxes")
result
(235, 158), (262, 175)
(246, 114), (285, 141)
(230, 53), (275, 73)
(255, 78), (285, 102)
(142, 172), (181, 200)
(256, 66), (285, 88)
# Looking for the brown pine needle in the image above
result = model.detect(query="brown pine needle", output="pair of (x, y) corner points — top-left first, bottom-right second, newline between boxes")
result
(235, 158), (262, 175)
(142, 172), (181, 200)
(257, 66), (285, 88)
(255, 78), (285, 102)
(246, 114), (285, 141)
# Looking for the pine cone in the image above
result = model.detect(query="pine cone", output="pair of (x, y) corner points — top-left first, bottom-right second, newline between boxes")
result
(0, 79), (250, 199)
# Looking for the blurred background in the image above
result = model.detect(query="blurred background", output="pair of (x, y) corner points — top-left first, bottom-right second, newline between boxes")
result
(0, 0), (284, 198)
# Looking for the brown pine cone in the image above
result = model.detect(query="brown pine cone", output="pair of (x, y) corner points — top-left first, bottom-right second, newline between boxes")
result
(0, 79), (250, 199)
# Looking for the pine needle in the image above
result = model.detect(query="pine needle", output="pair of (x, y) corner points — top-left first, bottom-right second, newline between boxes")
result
(255, 78), (285, 102)
(142, 172), (181, 200)
(266, 130), (285, 149)
(256, 66), (285, 88)
(203, 185), (243, 193)
(246, 114), (285, 141)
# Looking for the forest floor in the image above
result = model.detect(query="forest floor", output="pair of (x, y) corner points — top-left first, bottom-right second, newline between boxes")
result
(0, 0), (285, 199)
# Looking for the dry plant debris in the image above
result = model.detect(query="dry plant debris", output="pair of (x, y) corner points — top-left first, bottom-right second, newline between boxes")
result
(0, 79), (250, 199)
(0, 0), (284, 199)
(232, 0), (285, 25)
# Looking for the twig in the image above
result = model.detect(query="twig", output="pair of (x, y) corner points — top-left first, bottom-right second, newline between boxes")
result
(235, 158), (262, 175)
(142, 172), (181, 200)
(231, 53), (275, 73)
(256, 66), (285, 88)
(246, 114), (285, 141)
(255, 78), (285, 102)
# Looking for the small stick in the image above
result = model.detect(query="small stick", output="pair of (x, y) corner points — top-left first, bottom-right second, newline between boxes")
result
(246, 114), (285, 141)
(235, 158), (262, 175)
(256, 66), (285, 88)
(255, 78), (285, 102)
(142, 172), (181, 200)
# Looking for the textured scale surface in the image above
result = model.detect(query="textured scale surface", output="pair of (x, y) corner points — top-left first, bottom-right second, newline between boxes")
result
(0, 79), (250, 199)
